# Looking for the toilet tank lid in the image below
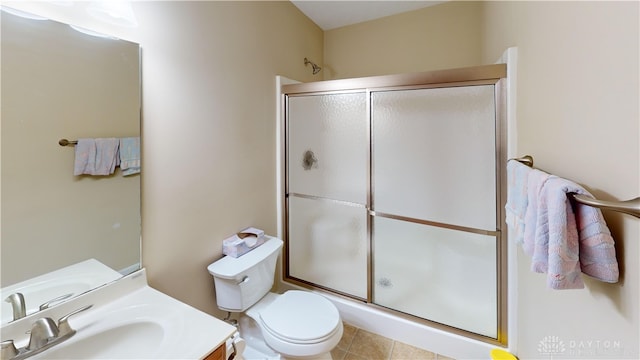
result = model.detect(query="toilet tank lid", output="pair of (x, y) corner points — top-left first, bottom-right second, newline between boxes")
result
(207, 236), (283, 279)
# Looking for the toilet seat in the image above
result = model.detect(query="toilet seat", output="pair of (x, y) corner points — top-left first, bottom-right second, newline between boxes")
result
(258, 290), (341, 344)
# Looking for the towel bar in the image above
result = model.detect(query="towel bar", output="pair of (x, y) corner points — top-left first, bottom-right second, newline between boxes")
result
(571, 194), (640, 218)
(511, 155), (640, 218)
(58, 139), (77, 146)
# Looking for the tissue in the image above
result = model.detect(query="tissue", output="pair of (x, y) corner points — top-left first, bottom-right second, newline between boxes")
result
(222, 227), (266, 258)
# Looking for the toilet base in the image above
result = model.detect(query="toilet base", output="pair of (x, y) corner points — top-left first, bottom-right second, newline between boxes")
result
(238, 315), (334, 360)
(241, 343), (279, 360)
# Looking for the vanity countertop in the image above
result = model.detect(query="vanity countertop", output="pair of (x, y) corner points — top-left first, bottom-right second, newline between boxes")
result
(1, 269), (237, 359)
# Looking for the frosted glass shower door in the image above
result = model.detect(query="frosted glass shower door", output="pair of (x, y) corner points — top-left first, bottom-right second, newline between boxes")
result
(288, 196), (368, 298)
(371, 85), (499, 337)
(373, 217), (497, 337)
(286, 92), (368, 299)
(372, 85), (497, 230)
(288, 93), (367, 204)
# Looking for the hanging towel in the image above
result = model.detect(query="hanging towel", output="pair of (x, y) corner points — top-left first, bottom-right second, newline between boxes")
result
(546, 177), (618, 286)
(533, 175), (583, 289)
(74, 138), (93, 175)
(522, 168), (551, 258)
(505, 160), (533, 244)
(73, 138), (120, 176)
(119, 137), (140, 176)
(530, 177), (619, 289)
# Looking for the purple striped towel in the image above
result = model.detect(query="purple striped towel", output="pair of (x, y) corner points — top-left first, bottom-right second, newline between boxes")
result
(533, 176), (619, 289)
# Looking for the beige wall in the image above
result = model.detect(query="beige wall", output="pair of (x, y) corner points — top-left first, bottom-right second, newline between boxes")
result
(481, 1), (639, 358)
(135, 1), (323, 317)
(323, 1), (483, 79)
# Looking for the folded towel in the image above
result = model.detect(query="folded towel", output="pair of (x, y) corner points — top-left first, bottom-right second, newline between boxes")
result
(74, 138), (120, 176)
(548, 178), (619, 284)
(74, 139), (93, 175)
(119, 137), (140, 176)
(531, 177), (618, 289)
(505, 160), (533, 244)
(533, 176), (583, 289)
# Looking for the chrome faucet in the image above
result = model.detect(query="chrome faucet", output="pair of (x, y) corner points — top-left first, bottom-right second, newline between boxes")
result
(1, 304), (92, 360)
(26, 318), (59, 351)
(4, 293), (26, 322)
(38, 293), (74, 311)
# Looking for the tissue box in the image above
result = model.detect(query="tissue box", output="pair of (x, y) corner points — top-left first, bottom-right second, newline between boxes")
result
(222, 227), (266, 258)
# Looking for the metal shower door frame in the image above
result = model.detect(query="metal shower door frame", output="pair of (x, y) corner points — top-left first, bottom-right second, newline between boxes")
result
(281, 64), (508, 346)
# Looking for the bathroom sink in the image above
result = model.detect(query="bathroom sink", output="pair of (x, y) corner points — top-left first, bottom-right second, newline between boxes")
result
(1, 269), (237, 360)
(32, 321), (165, 359)
(30, 301), (177, 360)
(1, 259), (123, 324)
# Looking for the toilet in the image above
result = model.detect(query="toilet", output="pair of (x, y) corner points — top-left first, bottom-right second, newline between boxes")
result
(207, 236), (343, 359)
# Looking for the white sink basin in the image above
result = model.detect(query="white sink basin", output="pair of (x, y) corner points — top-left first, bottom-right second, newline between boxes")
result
(1, 259), (122, 325)
(36, 321), (165, 359)
(1, 269), (238, 359)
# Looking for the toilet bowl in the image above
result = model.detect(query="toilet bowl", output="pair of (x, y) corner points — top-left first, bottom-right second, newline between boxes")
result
(246, 291), (343, 358)
(207, 236), (343, 359)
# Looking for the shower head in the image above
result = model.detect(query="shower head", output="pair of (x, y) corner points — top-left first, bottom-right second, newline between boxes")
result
(304, 57), (321, 75)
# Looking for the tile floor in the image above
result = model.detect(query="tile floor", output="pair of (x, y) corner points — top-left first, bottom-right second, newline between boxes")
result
(331, 323), (456, 360)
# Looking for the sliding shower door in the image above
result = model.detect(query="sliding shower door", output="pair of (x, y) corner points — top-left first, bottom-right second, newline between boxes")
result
(283, 64), (507, 344)
(286, 92), (368, 299)
(371, 85), (498, 338)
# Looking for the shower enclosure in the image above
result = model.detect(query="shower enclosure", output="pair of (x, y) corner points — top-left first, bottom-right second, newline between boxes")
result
(282, 64), (508, 345)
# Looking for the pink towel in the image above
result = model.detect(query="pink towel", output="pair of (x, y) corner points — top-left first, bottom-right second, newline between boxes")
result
(74, 138), (120, 176)
(532, 177), (619, 289)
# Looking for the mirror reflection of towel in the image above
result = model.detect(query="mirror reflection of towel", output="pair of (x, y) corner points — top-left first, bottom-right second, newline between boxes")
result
(73, 138), (120, 176)
(119, 137), (140, 176)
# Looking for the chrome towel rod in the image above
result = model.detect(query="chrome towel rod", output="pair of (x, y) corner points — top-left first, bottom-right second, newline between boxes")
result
(512, 155), (640, 218)
(58, 139), (77, 146)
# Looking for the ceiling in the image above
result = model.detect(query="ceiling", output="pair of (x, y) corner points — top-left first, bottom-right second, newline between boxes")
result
(291, 1), (445, 31)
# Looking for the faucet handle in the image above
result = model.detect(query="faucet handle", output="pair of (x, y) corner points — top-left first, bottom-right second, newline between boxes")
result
(1, 340), (18, 359)
(57, 304), (93, 337)
(39, 293), (75, 311)
(26, 317), (59, 351)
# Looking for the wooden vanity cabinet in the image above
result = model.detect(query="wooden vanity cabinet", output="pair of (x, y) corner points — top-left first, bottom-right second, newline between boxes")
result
(203, 343), (225, 360)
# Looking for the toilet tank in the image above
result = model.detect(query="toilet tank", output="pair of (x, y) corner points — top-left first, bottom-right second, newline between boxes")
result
(207, 236), (283, 312)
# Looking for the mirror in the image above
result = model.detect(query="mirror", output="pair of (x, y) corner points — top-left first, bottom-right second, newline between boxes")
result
(0, 9), (141, 323)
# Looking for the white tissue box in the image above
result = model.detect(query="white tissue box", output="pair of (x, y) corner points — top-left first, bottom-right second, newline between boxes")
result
(222, 227), (266, 258)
